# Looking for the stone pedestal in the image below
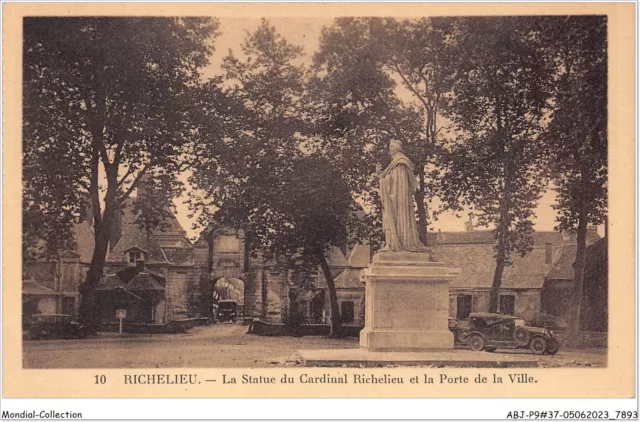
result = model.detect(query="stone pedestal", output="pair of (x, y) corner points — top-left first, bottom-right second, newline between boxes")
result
(359, 251), (460, 352)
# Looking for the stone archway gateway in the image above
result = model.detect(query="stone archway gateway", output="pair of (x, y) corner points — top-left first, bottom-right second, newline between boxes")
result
(194, 227), (285, 324)
(213, 277), (245, 320)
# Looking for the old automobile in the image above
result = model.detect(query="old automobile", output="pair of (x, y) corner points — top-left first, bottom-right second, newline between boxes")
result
(448, 317), (472, 345)
(28, 314), (89, 340)
(217, 300), (238, 323)
(464, 312), (560, 355)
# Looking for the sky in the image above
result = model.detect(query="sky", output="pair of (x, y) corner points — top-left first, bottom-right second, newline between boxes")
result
(170, 17), (595, 240)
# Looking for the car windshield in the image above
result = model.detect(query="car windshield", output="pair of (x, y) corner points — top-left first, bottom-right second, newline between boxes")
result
(219, 302), (236, 310)
(514, 318), (525, 327)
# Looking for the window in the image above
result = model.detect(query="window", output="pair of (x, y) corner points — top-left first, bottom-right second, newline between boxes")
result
(456, 295), (473, 319)
(499, 295), (516, 315)
(340, 301), (355, 323)
(128, 251), (144, 263)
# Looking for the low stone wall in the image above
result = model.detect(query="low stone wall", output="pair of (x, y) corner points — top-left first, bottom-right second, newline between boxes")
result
(551, 328), (607, 348)
(577, 331), (607, 348)
(248, 319), (362, 337)
(98, 317), (211, 334)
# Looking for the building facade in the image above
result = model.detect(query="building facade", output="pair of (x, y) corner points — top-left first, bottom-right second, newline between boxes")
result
(22, 217), (94, 320)
(97, 197), (201, 324)
(436, 224), (602, 326)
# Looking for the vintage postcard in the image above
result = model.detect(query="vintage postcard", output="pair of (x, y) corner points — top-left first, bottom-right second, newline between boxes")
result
(1, 1), (636, 409)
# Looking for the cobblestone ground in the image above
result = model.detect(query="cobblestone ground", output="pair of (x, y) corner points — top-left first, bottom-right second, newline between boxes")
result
(22, 324), (606, 369)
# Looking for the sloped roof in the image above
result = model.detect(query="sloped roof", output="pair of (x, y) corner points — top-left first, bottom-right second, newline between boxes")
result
(346, 244), (371, 268)
(561, 230), (602, 245)
(107, 199), (193, 266)
(434, 243), (558, 289)
(326, 246), (348, 267)
(96, 273), (127, 290)
(436, 230), (497, 245)
(544, 232), (603, 281)
(435, 230), (567, 246)
(109, 225), (168, 264)
(334, 268), (364, 289)
(162, 248), (194, 266)
(127, 272), (165, 291)
(546, 244), (578, 280)
(23, 280), (62, 296)
(97, 266), (166, 291)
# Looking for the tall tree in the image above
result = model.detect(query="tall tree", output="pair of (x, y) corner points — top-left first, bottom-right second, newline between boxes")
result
(188, 19), (319, 321)
(310, 18), (397, 187)
(23, 17), (220, 328)
(311, 18), (456, 244)
(542, 16), (608, 345)
(266, 155), (372, 337)
(309, 18), (424, 249)
(375, 18), (456, 244)
(437, 17), (554, 312)
(189, 19), (306, 236)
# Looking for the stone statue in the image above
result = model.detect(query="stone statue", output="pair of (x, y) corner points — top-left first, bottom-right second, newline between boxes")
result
(376, 140), (429, 252)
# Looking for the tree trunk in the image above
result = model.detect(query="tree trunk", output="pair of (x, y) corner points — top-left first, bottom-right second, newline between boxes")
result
(78, 167), (118, 331)
(318, 252), (342, 338)
(489, 247), (506, 313)
(490, 195), (510, 313)
(565, 201), (589, 347)
(78, 204), (116, 330)
(489, 99), (509, 313)
(415, 167), (428, 246)
(261, 269), (268, 320)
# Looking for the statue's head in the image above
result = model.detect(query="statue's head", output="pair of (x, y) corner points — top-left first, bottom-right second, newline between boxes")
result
(389, 139), (403, 156)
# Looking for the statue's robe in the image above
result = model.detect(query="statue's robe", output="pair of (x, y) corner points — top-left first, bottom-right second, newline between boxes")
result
(379, 152), (429, 252)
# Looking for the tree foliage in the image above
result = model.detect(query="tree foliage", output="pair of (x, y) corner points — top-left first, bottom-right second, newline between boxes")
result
(23, 17), (220, 326)
(308, 18), (420, 247)
(310, 18), (459, 245)
(541, 16), (607, 343)
(437, 17), (554, 312)
(189, 19), (306, 247)
(190, 20), (378, 335)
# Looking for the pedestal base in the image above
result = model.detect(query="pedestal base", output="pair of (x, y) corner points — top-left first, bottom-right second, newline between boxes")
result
(359, 251), (460, 352)
(360, 329), (453, 351)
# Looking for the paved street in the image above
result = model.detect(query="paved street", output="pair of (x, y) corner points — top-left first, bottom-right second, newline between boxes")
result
(22, 324), (606, 369)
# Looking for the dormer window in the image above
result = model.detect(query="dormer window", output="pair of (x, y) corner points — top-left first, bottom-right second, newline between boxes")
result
(129, 251), (144, 263)
(124, 247), (148, 265)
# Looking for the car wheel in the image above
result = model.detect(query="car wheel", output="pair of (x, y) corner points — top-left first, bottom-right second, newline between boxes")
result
(545, 338), (560, 355)
(529, 337), (547, 355)
(457, 330), (471, 343)
(469, 334), (485, 352)
(514, 328), (531, 345)
(484, 346), (497, 352)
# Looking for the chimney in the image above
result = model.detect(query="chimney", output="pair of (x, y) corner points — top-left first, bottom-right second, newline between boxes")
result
(545, 243), (553, 264)
(136, 259), (146, 273)
(464, 216), (473, 232)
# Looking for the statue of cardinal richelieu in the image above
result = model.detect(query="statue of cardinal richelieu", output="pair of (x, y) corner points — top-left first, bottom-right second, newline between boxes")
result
(375, 140), (429, 252)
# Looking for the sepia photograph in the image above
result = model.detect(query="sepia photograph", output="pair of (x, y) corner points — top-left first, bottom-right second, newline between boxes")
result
(18, 12), (612, 372)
